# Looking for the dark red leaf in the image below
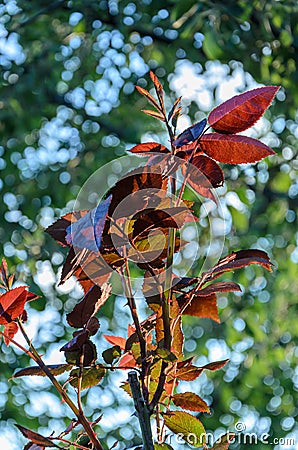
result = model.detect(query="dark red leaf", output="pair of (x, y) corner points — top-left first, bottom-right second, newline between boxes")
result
(129, 142), (169, 155)
(13, 364), (72, 378)
(131, 206), (196, 240)
(197, 281), (241, 296)
(16, 424), (58, 447)
(0, 286), (29, 324)
(67, 285), (103, 328)
(199, 133), (275, 164)
(191, 155), (224, 188)
(60, 330), (89, 352)
(107, 167), (167, 219)
(208, 86), (280, 133)
(211, 249), (273, 278)
(173, 118), (207, 148)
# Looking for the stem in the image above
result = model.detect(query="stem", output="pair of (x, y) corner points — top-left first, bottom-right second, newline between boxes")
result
(16, 320), (104, 450)
(120, 261), (146, 361)
(128, 371), (154, 450)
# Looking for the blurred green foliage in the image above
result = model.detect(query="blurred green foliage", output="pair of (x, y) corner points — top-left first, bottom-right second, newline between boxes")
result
(0, 1), (297, 448)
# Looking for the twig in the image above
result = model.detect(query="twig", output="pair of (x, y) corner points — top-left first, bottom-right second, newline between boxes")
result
(16, 319), (104, 450)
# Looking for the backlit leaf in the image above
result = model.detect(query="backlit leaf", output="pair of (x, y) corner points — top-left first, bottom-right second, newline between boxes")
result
(13, 364), (72, 378)
(104, 335), (127, 350)
(202, 359), (229, 371)
(163, 411), (206, 447)
(210, 249), (273, 278)
(208, 86), (280, 133)
(129, 142), (169, 155)
(175, 365), (203, 381)
(135, 85), (162, 112)
(16, 424), (59, 447)
(0, 286), (29, 324)
(150, 71), (165, 113)
(197, 281), (241, 295)
(69, 365), (105, 389)
(191, 155), (224, 188)
(3, 322), (19, 345)
(179, 294), (220, 323)
(199, 133), (275, 164)
(142, 109), (166, 121)
(172, 392), (210, 413)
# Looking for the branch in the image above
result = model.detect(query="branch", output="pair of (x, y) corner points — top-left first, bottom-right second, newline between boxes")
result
(128, 371), (154, 450)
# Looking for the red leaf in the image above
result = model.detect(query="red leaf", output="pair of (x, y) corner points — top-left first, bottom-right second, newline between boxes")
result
(0, 286), (29, 324)
(129, 142), (169, 155)
(211, 249), (273, 278)
(104, 335), (127, 350)
(208, 86), (280, 133)
(4, 322), (19, 345)
(199, 133), (275, 164)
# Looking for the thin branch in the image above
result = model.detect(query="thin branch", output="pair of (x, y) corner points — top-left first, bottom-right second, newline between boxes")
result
(16, 320), (104, 450)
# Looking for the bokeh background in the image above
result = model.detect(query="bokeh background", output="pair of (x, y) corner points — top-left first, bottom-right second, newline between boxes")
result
(0, 1), (297, 449)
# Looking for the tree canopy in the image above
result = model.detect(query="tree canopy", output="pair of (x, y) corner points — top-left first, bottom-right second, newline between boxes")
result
(0, 1), (297, 448)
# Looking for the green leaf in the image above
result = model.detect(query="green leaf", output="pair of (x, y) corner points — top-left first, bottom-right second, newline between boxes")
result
(154, 444), (174, 450)
(156, 348), (178, 362)
(69, 366), (105, 389)
(102, 345), (121, 364)
(163, 411), (206, 447)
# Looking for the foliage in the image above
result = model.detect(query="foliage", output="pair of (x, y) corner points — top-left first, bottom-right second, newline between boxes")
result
(0, 1), (297, 449)
(0, 72), (281, 449)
